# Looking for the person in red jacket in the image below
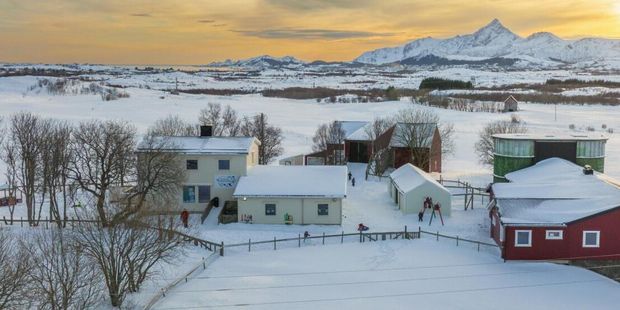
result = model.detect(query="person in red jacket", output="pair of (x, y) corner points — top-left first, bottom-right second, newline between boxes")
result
(180, 209), (190, 228)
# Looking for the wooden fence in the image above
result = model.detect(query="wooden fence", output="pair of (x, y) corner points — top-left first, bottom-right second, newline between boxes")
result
(217, 226), (499, 256)
(438, 177), (490, 210)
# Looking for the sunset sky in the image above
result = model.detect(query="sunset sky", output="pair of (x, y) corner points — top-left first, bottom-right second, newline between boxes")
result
(1, 0), (619, 65)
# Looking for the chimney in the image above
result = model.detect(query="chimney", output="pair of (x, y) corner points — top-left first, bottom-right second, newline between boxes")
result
(200, 125), (213, 137)
(583, 165), (594, 175)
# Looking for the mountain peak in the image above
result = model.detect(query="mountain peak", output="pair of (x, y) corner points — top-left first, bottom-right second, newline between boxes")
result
(475, 18), (513, 35)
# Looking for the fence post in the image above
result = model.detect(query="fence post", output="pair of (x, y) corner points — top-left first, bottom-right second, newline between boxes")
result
(418, 226), (421, 239)
(298, 234), (301, 247)
(456, 236), (459, 246)
(341, 231), (344, 244)
(322, 232), (325, 245)
(404, 225), (408, 240)
(249, 239), (251, 252)
(477, 241), (480, 252)
(21, 217), (23, 227)
(45, 217), (48, 229)
(220, 242), (224, 257)
(359, 231), (362, 243)
(203, 257), (206, 269)
(436, 231), (439, 241)
(273, 237), (276, 250)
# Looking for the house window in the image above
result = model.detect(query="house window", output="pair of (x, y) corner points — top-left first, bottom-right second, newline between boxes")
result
(318, 204), (329, 216)
(186, 160), (198, 170)
(182, 186), (196, 203)
(514, 230), (532, 247)
(198, 186), (211, 203)
(218, 159), (230, 170)
(583, 231), (600, 248)
(546, 230), (563, 240)
(265, 204), (276, 216)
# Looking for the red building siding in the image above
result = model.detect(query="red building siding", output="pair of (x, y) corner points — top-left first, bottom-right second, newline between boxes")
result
(501, 206), (620, 260)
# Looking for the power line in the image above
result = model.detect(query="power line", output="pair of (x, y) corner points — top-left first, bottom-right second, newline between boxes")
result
(188, 261), (508, 280)
(155, 279), (605, 309)
(167, 269), (563, 294)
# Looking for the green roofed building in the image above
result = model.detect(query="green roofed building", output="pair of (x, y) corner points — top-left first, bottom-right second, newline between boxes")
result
(492, 133), (607, 182)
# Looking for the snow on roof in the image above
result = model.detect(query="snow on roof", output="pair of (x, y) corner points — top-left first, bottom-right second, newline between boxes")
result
(389, 163), (448, 194)
(493, 158), (620, 224)
(504, 95), (519, 103)
(137, 136), (257, 155)
(233, 165), (347, 198)
(336, 121), (370, 140)
(492, 133), (608, 141)
(389, 123), (437, 148)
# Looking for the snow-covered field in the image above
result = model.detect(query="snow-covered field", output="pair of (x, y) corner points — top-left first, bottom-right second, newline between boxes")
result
(152, 240), (620, 310)
(1, 70), (620, 308)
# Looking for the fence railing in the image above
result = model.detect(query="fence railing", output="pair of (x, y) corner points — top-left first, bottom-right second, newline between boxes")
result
(1, 216), (499, 255)
(0, 215), (224, 253)
(217, 226), (499, 256)
(143, 253), (219, 310)
(438, 177), (490, 210)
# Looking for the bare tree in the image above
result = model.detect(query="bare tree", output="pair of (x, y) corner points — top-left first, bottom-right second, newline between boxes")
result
(392, 108), (454, 172)
(68, 120), (136, 226)
(5, 112), (49, 224)
(0, 144), (19, 223)
(198, 103), (241, 136)
(475, 117), (528, 166)
(221, 105), (241, 136)
(75, 219), (184, 307)
(241, 113), (283, 164)
(24, 230), (102, 310)
(148, 115), (197, 136)
(39, 121), (73, 228)
(365, 117), (395, 179)
(109, 134), (186, 224)
(312, 121), (346, 165)
(0, 230), (32, 309)
(198, 103), (222, 135)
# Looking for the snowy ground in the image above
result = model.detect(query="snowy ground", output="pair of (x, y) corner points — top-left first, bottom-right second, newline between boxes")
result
(2, 71), (620, 308)
(152, 240), (620, 310)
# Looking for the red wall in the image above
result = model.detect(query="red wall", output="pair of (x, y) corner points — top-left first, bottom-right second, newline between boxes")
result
(502, 207), (620, 260)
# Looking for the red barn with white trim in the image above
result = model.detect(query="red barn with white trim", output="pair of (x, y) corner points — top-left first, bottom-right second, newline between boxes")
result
(489, 158), (620, 261)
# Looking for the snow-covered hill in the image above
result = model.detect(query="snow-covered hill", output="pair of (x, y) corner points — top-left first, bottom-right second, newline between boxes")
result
(209, 55), (305, 68)
(355, 19), (620, 65)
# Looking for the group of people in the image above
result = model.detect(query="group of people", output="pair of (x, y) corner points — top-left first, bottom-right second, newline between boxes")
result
(348, 171), (356, 187)
(418, 197), (441, 222)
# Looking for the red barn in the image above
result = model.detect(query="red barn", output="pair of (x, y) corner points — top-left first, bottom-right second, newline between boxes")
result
(306, 121), (443, 173)
(388, 123), (442, 173)
(489, 158), (620, 261)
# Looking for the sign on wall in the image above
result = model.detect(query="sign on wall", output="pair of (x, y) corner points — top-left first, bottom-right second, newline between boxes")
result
(215, 175), (237, 188)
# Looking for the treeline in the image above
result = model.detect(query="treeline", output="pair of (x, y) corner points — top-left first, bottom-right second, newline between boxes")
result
(446, 92), (620, 106)
(418, 78), (473, 90)
(0, 104), (284, 308)
(29, 78), (130, 101)
(262, 86), (418, 101)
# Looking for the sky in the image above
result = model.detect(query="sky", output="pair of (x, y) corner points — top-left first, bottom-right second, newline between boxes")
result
(0, 0), (619, 65)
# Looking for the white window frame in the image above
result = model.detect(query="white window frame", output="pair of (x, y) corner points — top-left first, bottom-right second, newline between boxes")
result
(582, 231), (600, 248)
(545, 230), (563, 240)
(514, 230), (532, 247)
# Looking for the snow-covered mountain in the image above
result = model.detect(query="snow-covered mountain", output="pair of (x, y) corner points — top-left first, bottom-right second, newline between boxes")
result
(355, 19), (620, 65)
(209, 55), (305, 68)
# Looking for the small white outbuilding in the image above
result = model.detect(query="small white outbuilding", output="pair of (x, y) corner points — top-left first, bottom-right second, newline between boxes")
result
(388, 163), (451, 216)
(234, 165), (347, 225)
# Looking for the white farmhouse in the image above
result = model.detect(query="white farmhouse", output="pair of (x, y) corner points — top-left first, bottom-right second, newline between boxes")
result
(137, 126), (260, 212)
(234, 166), (347, 225)
(388, 163), (451, 216)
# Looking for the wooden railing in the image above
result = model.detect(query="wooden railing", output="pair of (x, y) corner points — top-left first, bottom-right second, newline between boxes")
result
(438, 177), (490, 210)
